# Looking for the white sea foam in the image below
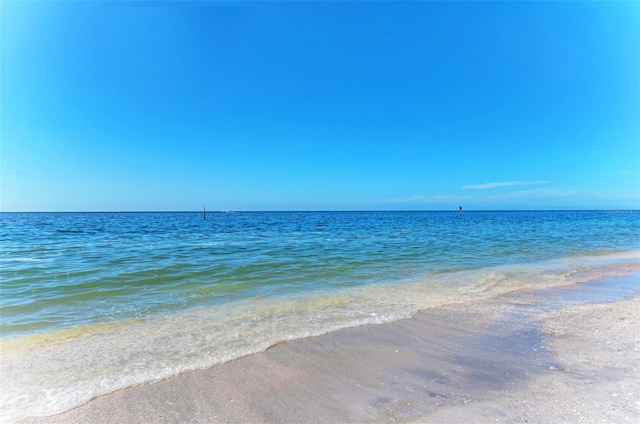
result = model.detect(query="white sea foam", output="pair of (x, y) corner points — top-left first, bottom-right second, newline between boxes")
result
(1, 250), (639, 423)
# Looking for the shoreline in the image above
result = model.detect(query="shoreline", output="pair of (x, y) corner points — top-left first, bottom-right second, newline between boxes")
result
(19, 271), (640, 423)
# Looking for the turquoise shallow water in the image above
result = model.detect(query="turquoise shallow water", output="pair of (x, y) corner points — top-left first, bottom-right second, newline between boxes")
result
(2, 210), (639, 338)
(1, 210), (639, 421)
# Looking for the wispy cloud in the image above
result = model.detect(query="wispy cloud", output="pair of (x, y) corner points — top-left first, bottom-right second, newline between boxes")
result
(462, 180), (548, 190)
(621, 170), (633, 175)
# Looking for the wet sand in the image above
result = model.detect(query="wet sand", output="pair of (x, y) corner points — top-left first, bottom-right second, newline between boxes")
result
(21, 272), (640, 423)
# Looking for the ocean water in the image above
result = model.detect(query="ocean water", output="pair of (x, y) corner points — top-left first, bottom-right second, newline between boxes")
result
(1, 210), (639, 421)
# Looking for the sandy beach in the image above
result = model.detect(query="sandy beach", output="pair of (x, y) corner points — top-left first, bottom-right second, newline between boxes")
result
(19, 272), (639, 424)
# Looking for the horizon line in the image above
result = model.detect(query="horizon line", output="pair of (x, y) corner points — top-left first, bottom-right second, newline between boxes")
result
(1, 209), (637, 214)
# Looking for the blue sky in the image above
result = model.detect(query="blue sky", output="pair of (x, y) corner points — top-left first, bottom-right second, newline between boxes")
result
(2, 0), (638, 211)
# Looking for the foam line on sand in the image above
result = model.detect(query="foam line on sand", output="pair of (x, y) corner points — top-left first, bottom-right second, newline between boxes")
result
(20, 272), (640, 423)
